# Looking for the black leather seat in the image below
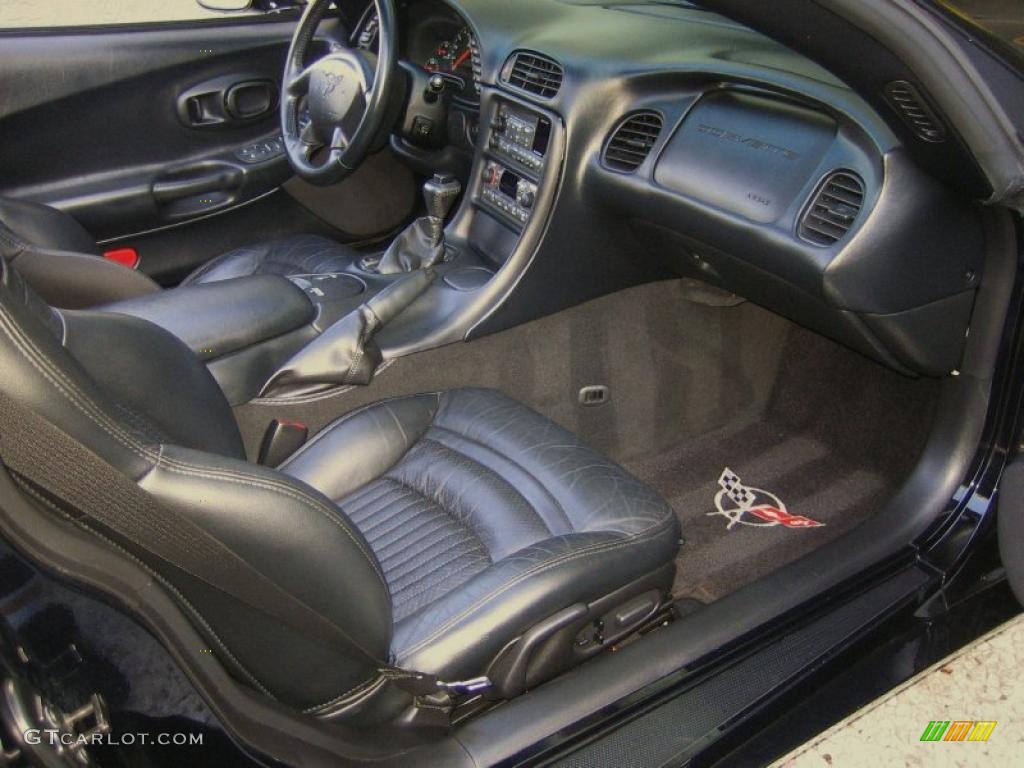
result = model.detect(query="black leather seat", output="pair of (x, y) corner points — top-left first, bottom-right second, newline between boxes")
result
(0, 258), (680, 720)
(178, 233), (360, 287)
(0, 196), (360, 308)
(280, 389), (679, 684)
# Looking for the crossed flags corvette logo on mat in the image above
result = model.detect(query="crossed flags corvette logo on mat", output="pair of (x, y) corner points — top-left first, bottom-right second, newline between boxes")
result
(708, 468), (825, 530)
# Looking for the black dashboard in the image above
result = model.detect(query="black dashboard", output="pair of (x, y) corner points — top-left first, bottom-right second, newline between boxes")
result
(354, 0), (985, 377)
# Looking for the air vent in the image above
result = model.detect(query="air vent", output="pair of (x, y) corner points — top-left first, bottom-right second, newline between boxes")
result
(884, 81), (946, 143)
(603, 112), (664, 172)
(799, 171), (865, 246)
(503, 51), (563, 99)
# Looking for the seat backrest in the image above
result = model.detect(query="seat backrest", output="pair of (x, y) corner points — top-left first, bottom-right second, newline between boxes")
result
(0, 197), (159, 308)
(0, 259), (392, 712)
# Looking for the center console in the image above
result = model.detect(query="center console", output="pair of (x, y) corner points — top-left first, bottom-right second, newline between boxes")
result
(476, 99), (552, 229)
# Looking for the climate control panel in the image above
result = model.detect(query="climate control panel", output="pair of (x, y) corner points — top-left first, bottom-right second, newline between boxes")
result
(480, 161), (538, 224)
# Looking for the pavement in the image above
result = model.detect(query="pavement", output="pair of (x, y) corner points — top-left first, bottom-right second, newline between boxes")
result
(0, 0), (237, 27)
(772, 612), (1024, 767)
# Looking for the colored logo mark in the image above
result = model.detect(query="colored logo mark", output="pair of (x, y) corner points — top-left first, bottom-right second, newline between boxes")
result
(920, 720), (996, 742)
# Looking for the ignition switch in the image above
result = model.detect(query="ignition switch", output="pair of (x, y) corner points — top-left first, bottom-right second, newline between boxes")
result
(425, 73), (447, 103)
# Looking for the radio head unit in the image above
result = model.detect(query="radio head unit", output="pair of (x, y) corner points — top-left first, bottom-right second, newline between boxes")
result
(489, 102), (552, 171)
(477, 98), (553, 229)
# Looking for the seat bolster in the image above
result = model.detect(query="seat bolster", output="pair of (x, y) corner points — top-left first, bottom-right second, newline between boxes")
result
(0, 197), (99, 255)
(63, 310), (246, 459)
(10, 248), (160, 310)
(136, 444), (394, 706)
(280, 394), (442, 499)
(393, 520), (680, 679)
(434, 389), (672, 536)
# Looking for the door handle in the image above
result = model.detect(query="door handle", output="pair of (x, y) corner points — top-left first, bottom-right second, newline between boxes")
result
(177, 75), (279, 129)
(151, 167), (242, 204)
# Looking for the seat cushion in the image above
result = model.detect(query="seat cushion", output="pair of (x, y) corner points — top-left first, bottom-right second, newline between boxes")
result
(181, 234), (361, 286)
(280, 388), (680, 680)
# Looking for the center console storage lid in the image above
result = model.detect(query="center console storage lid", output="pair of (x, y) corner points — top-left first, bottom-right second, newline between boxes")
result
(99, 275), (315, 361)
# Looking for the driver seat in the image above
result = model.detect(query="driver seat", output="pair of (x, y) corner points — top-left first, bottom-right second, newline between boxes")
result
(0, 257), (681, 721)
(0, 196), (361, 308)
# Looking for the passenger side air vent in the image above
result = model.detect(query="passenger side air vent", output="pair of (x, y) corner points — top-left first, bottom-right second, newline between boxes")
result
(503, 51), (563, 99)
(884, 81), (946, 143)
(603, 112), (664, 172)
(799, 171), (865, 246)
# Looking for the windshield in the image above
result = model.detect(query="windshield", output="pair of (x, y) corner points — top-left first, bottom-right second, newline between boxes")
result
(931, 1), (1024, 60)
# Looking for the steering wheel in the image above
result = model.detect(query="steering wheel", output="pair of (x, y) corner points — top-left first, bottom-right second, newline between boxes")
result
(281, 0), (398, 186)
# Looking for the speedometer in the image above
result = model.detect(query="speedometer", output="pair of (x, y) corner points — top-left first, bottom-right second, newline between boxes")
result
(424, 26), (481, 104)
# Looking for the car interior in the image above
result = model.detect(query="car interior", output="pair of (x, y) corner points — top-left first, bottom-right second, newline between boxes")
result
(0, 0), (1019, 765)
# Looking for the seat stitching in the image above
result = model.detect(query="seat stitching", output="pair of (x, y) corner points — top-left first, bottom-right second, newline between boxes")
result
(389, 553), (491, 607)
(338, 478), (402, 512)
(425, 427), (572, 534)
(21, 480), (388, 715)
(397, 521), (674, 657)
(359, 498), (449, 546)
(385, 463), (493, 528)
(1, 306), (388, 590)
(370, 514), (460, 560)
(387, 548), (488, 594)
(302, 673), (384, 715)
(0, 307), (155, 463)
(349, 492), (431, 537)
(344, 487), (419, 529)
(372, 518), (459, 563)
(153, 458), (386, 587)
(384, 539), (482, 584)
(376, 528), (479, 574)
(276, 392), (440, 470)
(350, 495), (428, 536)
(375, 522), (477, 569)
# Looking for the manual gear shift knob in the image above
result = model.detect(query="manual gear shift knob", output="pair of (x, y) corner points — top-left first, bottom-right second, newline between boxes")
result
(373, 172), (462, 274)
(423, 173), (463, 229)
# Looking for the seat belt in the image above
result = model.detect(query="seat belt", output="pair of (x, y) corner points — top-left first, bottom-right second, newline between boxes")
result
(0, 391), (490, 707)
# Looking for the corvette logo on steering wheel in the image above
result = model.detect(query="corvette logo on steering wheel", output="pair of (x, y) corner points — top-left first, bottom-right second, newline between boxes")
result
(320, 71), (344, 99)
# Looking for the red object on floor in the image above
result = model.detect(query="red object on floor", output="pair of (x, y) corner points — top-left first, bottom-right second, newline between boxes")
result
(102, 247), (140, 269)
(748, 505), (825, 528)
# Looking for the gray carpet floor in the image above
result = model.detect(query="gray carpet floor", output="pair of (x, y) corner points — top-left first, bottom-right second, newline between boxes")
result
(626, 318), (937, 601)
(235, 279), (938, 605)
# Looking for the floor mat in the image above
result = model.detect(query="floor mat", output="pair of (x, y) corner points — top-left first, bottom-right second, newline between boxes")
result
(626, 325), (937, 602)
(235, 278), (792, 462)
(234, 278), (939, 604)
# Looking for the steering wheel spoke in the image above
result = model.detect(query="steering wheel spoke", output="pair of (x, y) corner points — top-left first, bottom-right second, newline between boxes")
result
(330, 126), (351, 151)
(287, 64), (316, 97)
(300, 119), (322, 146)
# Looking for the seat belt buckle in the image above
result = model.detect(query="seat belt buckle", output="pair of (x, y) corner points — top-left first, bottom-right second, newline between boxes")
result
(257, 419), (308, 468)
(102, 247), (140, 270)
(437, 676), (492, 695)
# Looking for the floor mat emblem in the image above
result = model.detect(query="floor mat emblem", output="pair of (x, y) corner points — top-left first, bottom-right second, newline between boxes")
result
(709, 468), (825, 530)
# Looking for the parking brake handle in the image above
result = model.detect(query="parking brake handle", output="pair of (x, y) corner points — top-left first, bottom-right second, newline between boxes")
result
(259, 269), (436, 399)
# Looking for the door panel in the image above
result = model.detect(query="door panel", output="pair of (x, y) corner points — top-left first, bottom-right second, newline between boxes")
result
(0, 19), (314, 238)
(0, 15), (416, 284)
